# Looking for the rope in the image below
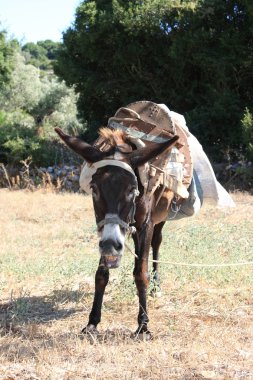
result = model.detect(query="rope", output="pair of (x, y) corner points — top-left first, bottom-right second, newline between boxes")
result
(124, 243), (253, 267)
(125, 242), (138, 258)
(150, 259), (253, 268)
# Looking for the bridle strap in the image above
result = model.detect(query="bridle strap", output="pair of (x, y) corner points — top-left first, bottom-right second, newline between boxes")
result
(97, 215), (137, 235)
(92, 159), (137, 180)
(97, 215), (130, 231)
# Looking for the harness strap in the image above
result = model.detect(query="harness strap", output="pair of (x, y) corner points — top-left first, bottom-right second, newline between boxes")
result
(167, 195), (181, 220)
(92, 159), (137, 179)
(109, 120), (170, 143)
(97, 216), (129, 230)
(97, 215), (136, 234)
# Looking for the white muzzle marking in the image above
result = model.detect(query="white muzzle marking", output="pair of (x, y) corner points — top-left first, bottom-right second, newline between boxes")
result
(99, 213), (125, 255)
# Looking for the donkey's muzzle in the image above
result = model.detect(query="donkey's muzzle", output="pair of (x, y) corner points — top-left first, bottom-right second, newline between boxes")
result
(99, 239), (123, 268)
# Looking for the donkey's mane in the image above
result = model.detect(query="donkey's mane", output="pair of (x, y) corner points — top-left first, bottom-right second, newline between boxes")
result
(99, 127), (127, 147)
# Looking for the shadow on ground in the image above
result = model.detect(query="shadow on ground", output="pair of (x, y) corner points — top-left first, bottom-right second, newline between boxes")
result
(0, 288), (92, 334)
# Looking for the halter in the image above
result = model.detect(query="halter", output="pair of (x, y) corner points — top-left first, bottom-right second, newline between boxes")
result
(97, 215), (137, 235)
(92, 159), (137, 178)
(90, 159), (139, 234)
(80, 159), (137, 194)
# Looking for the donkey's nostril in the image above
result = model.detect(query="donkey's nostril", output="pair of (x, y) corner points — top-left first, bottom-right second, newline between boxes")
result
(116, 242), (123, 251)
(99, 239), (123, 252)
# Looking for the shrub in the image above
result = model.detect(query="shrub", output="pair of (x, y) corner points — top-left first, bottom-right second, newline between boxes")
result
(0, 52), (85, 167)
(241, 108), (253, 161)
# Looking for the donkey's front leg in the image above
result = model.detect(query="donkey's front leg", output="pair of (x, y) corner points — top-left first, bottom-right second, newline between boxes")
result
(133, 223), (154, 338)
(82, 262), (109, 334)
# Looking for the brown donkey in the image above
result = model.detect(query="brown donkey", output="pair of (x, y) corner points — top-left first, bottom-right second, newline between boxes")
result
(55, 127), (179, 338)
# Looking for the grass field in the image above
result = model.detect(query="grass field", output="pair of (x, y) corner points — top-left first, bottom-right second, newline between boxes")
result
(0, 189), (252, 379)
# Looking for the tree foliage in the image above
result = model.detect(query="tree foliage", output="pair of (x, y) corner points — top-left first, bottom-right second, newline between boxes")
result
(0, 48), (83, 166)
(0, 30), (17, 89)
(241, 108), (253, 160)
(22, 40), (60, 70)
(55, 0), (253, 159)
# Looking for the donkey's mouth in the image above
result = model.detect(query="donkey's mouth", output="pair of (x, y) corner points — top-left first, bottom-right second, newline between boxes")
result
(101, 254), (122, 269)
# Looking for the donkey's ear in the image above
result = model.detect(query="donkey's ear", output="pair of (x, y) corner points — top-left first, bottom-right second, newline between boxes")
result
(128, 135), (179, 168)
(55, 128), (105, 163)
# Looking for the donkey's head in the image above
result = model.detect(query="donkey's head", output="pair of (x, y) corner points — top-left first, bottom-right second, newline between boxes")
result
(55, 127), (178, 268)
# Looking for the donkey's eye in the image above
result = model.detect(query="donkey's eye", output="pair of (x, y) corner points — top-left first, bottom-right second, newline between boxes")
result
(126, 187), (136, 200)
(131, 187), (138, 194)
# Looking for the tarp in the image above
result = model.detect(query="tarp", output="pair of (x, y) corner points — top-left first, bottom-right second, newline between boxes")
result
(160, 107), (235, 219)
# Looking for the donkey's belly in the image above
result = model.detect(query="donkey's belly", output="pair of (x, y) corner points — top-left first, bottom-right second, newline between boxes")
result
(152, 190), (174, 225)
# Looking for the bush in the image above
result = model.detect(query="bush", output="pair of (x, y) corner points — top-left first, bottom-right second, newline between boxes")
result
(0, 52), (85, 167)
(241, 108), (253, 161)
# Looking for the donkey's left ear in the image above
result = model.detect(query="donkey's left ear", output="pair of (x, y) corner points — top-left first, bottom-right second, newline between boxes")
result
(128, 135), (179, 168)
(55, 128), (105, 163)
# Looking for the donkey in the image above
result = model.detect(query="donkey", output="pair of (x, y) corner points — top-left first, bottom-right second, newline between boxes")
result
(55, 127), (179, 338)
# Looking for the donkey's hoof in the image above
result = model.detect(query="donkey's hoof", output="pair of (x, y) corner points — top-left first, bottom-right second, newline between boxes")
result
(81, 324), (99, 336)
(132, 326), (153, 341)
(133, 331), (153, 341)
(150, 288), (162, 298)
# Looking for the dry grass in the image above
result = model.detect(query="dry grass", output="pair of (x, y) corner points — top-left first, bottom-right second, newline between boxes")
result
(0, 189), (252, 379)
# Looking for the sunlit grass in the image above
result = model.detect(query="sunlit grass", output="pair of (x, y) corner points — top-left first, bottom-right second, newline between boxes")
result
(0, 189), (252, 379)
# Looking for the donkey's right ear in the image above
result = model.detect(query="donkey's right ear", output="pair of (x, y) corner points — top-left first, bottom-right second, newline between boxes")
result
(55, 128), (105, 163)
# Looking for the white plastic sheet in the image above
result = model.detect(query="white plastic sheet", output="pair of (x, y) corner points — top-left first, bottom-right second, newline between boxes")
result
(160, 106), (235, 210)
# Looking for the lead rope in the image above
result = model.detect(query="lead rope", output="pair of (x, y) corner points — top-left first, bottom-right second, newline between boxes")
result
(125, 242), (138, 259)
(167, 195), (181, 220)
(149, 259), (253, 267)
(124, 195), (252, 267)
(124, 241), (253, 267)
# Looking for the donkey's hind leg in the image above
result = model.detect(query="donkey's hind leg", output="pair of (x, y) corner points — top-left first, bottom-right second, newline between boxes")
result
(150, 221), (166, 297)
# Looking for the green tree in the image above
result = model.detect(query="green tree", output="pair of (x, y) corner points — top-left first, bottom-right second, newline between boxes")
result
(0, 51), (83, 166)
(180, 0), (253, 158)
(22, 40), (60, 70)
(1, 53), (42, 111)
(55, 0), (253, 159)
(55, 0), (186, 138)
(0, 29), (17, 89)
(241, 107), (253, 160)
